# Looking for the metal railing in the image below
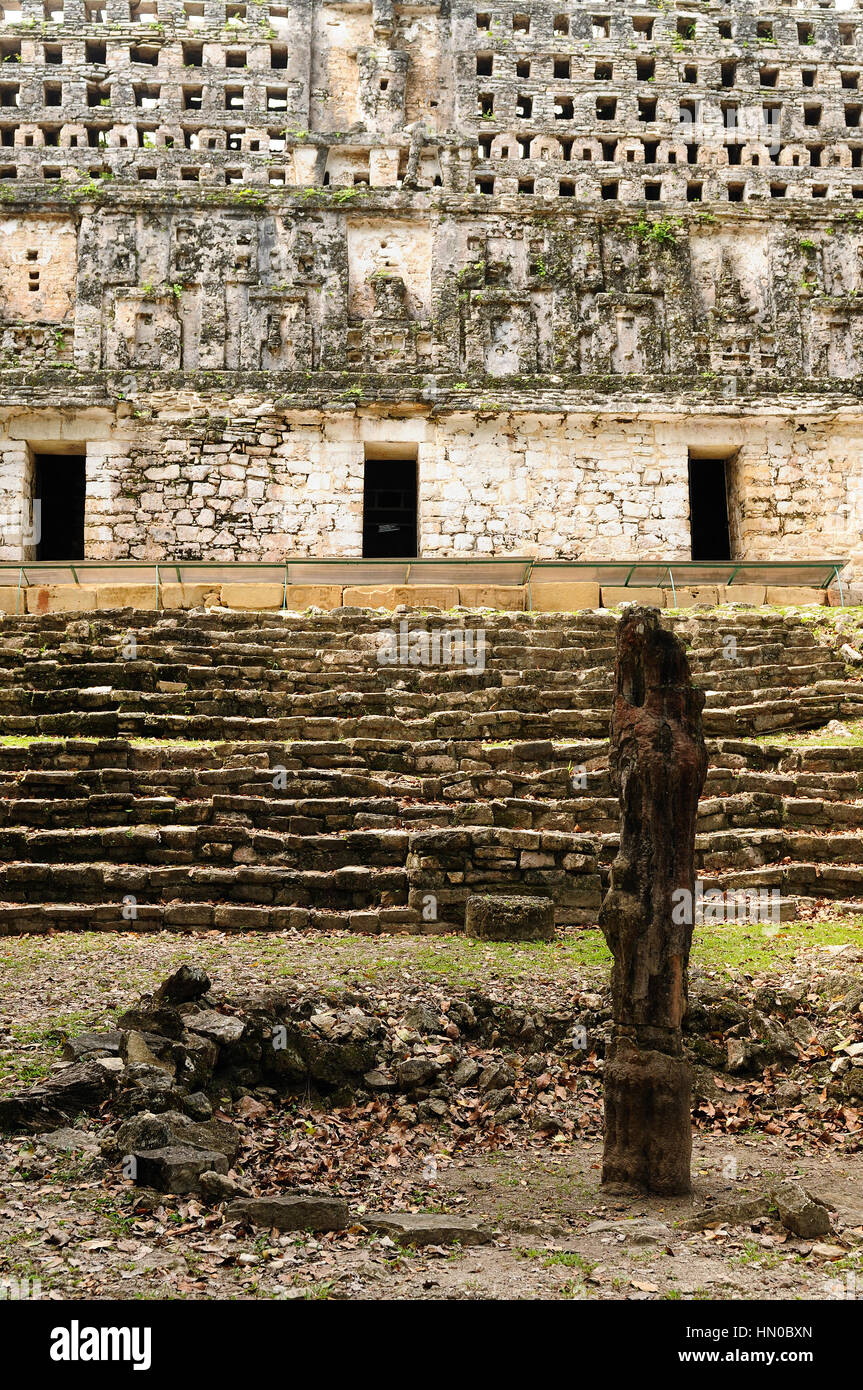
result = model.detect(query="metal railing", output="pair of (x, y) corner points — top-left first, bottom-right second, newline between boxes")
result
(0, 556), (849, 612)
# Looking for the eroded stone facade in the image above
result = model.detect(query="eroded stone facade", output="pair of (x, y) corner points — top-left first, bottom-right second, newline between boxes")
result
(0, 1), (859, 583)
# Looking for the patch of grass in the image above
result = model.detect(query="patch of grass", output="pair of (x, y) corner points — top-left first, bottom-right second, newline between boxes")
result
(0, 735), (219, 750)
(692, 917), (862, 971)
(0, 1014), (95, 1092)
(732, 1240), (788, 1270)
(543, 1250), (596, 1275)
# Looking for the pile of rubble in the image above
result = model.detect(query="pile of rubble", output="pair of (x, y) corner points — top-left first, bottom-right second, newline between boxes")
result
(0, 960), (859, 1236)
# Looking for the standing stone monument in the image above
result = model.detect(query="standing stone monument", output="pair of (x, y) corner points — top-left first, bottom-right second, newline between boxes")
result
(598, 607), (708, 1195)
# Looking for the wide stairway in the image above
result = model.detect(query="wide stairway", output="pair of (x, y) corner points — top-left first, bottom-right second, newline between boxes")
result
(0, 606), (861, 935)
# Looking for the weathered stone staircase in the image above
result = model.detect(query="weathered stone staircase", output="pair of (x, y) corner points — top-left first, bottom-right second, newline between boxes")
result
(0, 606), (860, 935)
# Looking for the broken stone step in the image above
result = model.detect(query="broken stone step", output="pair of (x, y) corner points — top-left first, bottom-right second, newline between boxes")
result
(697, 827), (863, 869)
(360, 1212), (493, 1246)
(131, 1144), (229, 1194)
(225, 1194), (349, 1231)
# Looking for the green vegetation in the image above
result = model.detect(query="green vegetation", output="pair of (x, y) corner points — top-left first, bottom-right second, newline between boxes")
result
(632, 215), (682, 246)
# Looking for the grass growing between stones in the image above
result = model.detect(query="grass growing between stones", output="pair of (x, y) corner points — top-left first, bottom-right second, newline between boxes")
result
(748, 716), (863, 748)
(0, 735), (221, 749)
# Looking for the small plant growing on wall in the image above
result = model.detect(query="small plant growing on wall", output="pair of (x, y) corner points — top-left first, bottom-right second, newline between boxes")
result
(632, 215), (682, 246)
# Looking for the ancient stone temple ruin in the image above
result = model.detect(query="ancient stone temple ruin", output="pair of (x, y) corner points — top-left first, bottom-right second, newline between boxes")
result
(0, 0), (858, 599)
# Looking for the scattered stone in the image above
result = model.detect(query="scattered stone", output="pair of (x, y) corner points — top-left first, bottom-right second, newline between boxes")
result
(504, 1217), (570, 1239)
(403, 1006), (441, 1035)
(824, 719), (852, 737)
(153, 965), (211, 1006)
(226, 1194), (349, 1232)
(361, 1212), (493, 1246)
(451, 1057), (480, 1088)
(838, 1069), (863, 1101)
(585, 1218), (672, 1245)
(531, 1110), (567, 1134)
(198, 1170), (248, 1202)
(680, 1195), (773, 1231)
(773, 1080), (803, 1107)
(122, 1030), (174, 1073)
(479, 1061), (516, 1092)
(395, 1058), (439, 1090)
(363, 1068), (395, 1090)
(130, 1144), (229, 1194)
(184, 1010), (245, 1047)
(61, 1031), (123, 1061)
(773, 1182), (833, 1239)
(37, 1127), (100, 1155)
(107, 1112), (171, 1156)
(786, 1016), (818, 1047)
(181, 1091), (214, 1120)
(0, 1060), (117, 1133)
(116, 1005), (184, 1039)
(726, 1038), (756, 1074)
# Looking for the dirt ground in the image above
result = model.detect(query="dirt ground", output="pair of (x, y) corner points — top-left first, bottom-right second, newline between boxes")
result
(1, 924), (861, 1302)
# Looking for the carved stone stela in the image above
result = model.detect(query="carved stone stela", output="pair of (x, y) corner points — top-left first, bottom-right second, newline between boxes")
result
(599, 607), (708, 1195)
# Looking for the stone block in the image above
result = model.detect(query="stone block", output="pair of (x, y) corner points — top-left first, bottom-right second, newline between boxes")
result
(226, 1194), (349, 1232)
(601, 587), (664, 608)
(458, 584), (526, 610)
(283, 584), (343, 611)
(720, 585), (767, 606)
(342, 585), (460, 610)
(25, 585), (98, 615)
(219, 583), (284, 610)
(530, 582), (601, 612)
(661, 586), (721, 608)
(0, 586), (23, 615)
(465, 894), (555, 941)
(159, 583), (220, 610)
(361, 1212), (492, 1246)
(96, 584), (159, 611)
(131, 1144), (228, 1194)
(765, 586), (827, 607)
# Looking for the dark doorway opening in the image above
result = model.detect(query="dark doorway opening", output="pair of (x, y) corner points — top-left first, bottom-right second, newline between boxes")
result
(688, 456), (731, 561)
(362, 457), (417, 558)
(33, 452), (86, 560)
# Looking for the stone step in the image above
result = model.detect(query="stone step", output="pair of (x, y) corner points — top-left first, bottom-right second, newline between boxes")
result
(0, 633), (826, 670)
(0, 814), (858, 899)
(0, 691), (844, 741)
(0, 860), (411, 909)
(1, 777), (860, 838)
(592, 822), (863, 862)
(0, 901), (424, 936)
(0, 611), (817, 640)
(0, 682), (618, 717)
(0, 819), (594, 865)
(697, 827), (863, 870)
(0, 657), (843, 701)
(0, 847), (603, 922)
(705, 863), (863, 901)
(0, 860), (857, 938)
(1, 735), (861, 796)
(0, 709), (619, 741)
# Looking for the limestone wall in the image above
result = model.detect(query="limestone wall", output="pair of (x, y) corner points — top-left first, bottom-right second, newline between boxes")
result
(0, 1), (859, 581)
(0, 401), (857, 580)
